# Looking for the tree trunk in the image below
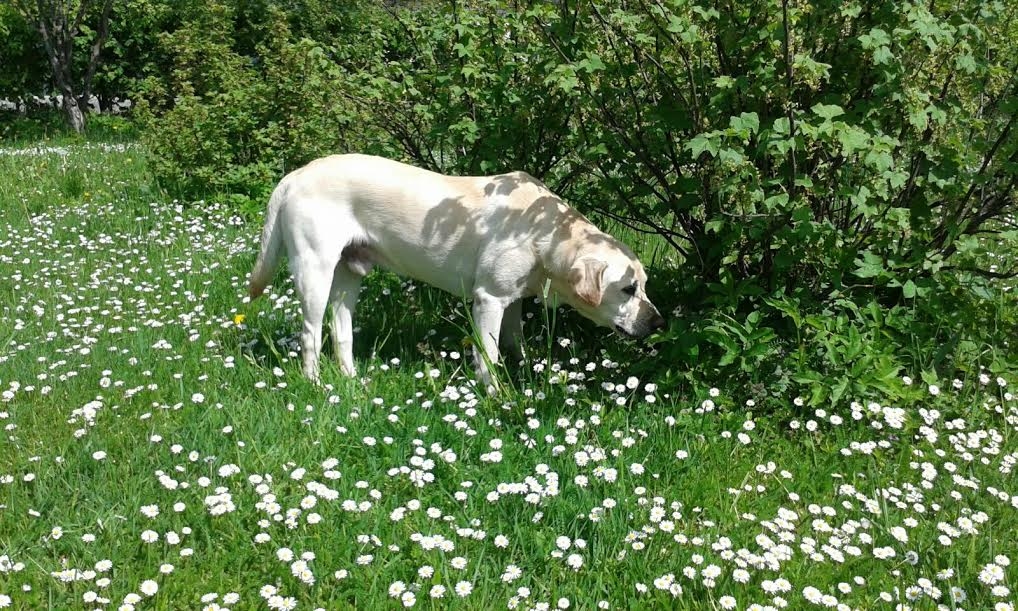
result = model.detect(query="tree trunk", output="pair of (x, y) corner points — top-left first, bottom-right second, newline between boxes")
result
(62, 94), (86, 134)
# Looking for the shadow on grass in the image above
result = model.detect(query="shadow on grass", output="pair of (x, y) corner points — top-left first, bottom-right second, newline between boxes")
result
(237, 267), (661, 391)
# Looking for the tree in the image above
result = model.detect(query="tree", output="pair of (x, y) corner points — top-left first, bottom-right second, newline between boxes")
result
(0, 3), (50, 104)
(11, 0), (116, 132)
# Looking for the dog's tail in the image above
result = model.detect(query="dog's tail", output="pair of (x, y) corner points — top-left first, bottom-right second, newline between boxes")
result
(248, 180), (288, 300)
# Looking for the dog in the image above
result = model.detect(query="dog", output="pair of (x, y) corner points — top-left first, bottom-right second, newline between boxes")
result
(247, 154), (665, 389)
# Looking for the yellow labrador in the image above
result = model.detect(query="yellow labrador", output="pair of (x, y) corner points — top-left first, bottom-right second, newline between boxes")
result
(248, 154), (664, 388)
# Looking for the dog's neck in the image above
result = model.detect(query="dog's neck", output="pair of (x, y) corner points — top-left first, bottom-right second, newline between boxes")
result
(533, 222), (607, 304)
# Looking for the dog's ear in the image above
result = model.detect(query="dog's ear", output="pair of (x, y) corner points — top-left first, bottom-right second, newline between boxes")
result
(569, 258), (608, 307)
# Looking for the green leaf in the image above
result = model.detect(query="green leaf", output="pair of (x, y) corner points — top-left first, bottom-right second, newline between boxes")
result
(714, 75), (736, 89)
(705, 220), (725, 234)
(679, 24), (701, 44)
(854, 252), (886, 279)
(837, 126), (868, 154)
(873, 46), (894, 64)
(811, 103), (844, 120)
(577, 53), (606, 73)
(902, 279), (917, 298)
(858, 28), (891, 49)
(692, 6), (720, 21)
(718, 147), (745, 164)
(686, 134), (717, 159)
(830, 377), (849, 404)
(864, 149), (892, 172)
(908, 107), (929, 131)
(666, 15), (687, 33)
(729, 112), (760, 135)
(763, 193), (789, 210)
(955, 53), (977, 74)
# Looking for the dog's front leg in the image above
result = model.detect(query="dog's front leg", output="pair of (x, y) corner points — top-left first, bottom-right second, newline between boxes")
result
(472, 290), (505, 393)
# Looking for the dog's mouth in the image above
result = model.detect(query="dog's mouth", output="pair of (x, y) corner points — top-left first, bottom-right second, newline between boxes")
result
(614, 324), (639, 339)
(615, 322), (665, 342)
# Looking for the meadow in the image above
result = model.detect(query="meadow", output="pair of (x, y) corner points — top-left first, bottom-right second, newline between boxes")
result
(1, 134), (1017, 611)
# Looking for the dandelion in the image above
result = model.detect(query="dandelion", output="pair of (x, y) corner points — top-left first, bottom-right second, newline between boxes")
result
(139, 580), (158, 596)
(454, 581), (473, 597)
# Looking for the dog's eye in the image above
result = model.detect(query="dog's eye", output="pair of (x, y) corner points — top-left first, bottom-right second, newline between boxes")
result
(622, 283), (638, 296)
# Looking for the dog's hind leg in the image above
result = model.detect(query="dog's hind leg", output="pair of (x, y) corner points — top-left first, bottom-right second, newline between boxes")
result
(329, 265), (362, 377)
(472, 289), (508, 393)
(500, 298), (525, 363)
(290, 251), (339, 383)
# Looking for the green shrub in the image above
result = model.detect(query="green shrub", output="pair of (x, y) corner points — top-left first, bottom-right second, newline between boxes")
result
(534, 1), (1016, 302)
(135, 0), (1016, 312)
(136, 3), (367, 197)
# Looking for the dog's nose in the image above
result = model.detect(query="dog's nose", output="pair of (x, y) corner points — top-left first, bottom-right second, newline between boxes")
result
(650, 313), (666, 332)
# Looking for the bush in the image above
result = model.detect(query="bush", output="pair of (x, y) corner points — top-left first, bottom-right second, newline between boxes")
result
(137, 0), (1017, 306)
(136, 3), (368, 197)
(536, 2), (1016, 298)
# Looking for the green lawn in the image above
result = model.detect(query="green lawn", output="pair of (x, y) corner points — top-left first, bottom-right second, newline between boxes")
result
(0, 138), (1016, 611)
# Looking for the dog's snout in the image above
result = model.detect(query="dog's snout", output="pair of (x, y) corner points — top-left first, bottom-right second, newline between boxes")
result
(639, 300), (666, 331)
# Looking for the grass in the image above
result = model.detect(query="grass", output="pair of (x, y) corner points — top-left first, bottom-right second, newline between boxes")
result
(0, 133), (1017, 611)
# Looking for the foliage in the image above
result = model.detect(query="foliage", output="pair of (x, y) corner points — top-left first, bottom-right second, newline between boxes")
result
(540, 1), (1016, 300)
(346, 2), (582, 178)
(0, 3), (49, 100)
(135, 2), (366, 198)
(89, 0), (178, 110)
(158, 1), (1016, 301)
(8, 0), (116, 132)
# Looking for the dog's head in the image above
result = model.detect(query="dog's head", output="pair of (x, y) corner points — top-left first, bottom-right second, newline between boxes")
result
(565, 242), (665, 339)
